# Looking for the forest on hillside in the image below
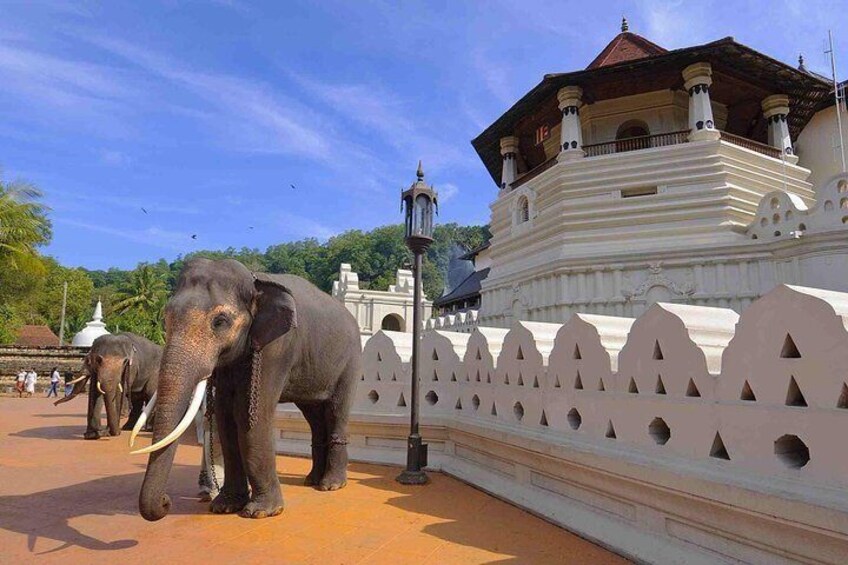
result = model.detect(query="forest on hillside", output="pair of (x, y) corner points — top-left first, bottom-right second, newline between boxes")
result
(0, 179), (489, 344)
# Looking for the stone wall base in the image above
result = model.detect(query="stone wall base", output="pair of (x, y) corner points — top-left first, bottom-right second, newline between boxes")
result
(276, 407), (848, 564)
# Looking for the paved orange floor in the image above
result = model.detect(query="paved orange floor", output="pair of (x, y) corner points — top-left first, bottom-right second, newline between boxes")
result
(0, 397), (627, 564)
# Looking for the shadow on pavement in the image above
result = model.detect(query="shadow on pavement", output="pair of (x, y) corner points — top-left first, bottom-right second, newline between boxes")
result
(10, 425), (88, 441)
(0, 465), (202, 556)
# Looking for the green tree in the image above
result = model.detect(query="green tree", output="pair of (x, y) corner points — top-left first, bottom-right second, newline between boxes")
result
(34, 258), (96, 336)
(112, 264), (168, 315)
(0, 179), (52, 267)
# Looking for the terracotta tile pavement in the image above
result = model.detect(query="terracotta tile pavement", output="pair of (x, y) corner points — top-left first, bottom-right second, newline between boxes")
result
(0, 397), (628, 564)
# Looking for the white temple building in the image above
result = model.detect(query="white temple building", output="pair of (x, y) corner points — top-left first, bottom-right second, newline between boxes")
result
(332, 263), (432, 335)
(459, 20), (848, 329)
(71, 301), (110, 347)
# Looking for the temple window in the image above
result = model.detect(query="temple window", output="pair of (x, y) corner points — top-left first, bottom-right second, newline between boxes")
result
(517, 196), (530, 223)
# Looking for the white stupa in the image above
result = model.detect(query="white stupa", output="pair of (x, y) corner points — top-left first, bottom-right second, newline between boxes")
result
(71, 301), (111, 347)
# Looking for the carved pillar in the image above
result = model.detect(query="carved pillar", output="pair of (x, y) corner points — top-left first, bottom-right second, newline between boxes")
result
(557, 86), (584, 162)
(682, 62), (720, 142)
(499, 136), (519, 191)
(761, 94), (797, 163)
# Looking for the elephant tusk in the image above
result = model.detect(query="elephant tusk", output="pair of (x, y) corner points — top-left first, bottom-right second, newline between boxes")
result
(130, 380), (207, 455)
(97, 381), (105, 395)
(129, 392), (157, 448)
(66, 374), (89, 385)
(118, 382), (124, 393)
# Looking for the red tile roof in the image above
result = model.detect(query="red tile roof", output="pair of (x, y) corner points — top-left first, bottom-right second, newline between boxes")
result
(587, 32), (667, 69)
(14, 325), (60, 347)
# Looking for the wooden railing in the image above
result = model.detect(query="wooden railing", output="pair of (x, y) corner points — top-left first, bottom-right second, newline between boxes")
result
(511, 155), (557, 189)
(719, 130), (783, 159)
(583, 130), (690, 157)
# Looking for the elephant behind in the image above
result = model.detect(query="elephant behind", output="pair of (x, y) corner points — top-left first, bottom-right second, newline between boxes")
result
(57, 333), (162, 439)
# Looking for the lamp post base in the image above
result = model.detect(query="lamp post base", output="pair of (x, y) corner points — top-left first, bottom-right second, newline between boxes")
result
(396, 469), (430, 485)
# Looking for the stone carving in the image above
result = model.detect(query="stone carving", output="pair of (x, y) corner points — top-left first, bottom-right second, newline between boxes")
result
(622, 262), (695, 300)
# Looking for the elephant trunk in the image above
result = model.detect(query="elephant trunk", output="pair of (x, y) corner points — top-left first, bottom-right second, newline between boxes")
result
(138, 346), (212, 522)
(104, 387), (122, 436)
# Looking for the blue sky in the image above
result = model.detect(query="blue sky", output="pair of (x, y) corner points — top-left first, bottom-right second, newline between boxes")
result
(1, 0), (846, 269)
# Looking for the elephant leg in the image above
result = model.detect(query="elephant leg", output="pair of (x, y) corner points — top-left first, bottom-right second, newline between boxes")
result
(210, 382), (250, 514)
(123, 392), (145, 430)
(84, 387), (104, 440)
(318, 368), (355, 492)
(297, 402), (328, 487)
(237, 374), (286, 519)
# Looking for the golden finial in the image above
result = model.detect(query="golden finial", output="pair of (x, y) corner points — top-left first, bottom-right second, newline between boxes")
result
(621, 17), (629, 32)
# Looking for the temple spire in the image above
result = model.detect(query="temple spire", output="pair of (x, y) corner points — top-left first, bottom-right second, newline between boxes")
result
(416, 160), (424, 181)
(798, 53), (807, 71)
(621, 17), (629, 33)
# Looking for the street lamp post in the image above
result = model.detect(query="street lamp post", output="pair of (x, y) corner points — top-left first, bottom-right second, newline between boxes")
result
(396, 161), (438, 486)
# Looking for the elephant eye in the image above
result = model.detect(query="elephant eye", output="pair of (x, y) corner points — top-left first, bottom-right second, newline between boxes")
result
(212, 314), (231, 331)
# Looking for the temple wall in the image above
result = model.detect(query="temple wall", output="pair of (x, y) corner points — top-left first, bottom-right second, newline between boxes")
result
(0, 346), (87, 392)
(276, 284), (848, 563)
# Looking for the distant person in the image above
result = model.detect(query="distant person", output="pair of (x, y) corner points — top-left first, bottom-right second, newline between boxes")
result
(24, 369), (37, 397)
(47, 367), (60, 398)
(16, 370), (26, 397)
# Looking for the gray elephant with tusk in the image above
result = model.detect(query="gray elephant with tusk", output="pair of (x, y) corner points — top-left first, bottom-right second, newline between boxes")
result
(56, 333), (162, 440)
(135, 258), (361, 521)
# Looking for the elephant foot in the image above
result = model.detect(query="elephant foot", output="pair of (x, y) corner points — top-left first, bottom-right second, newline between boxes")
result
(83, 429), (101, 440)
(238, 493), (284, 519)
(303, 470), (322, 486)
(317, 474), (347, 492)
(121, 422), (134, 431)
(209, 491), (249, 514)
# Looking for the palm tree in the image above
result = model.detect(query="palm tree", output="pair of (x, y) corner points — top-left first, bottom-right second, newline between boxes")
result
(113, 265), (169, 315)
(0, 180), (51, 269)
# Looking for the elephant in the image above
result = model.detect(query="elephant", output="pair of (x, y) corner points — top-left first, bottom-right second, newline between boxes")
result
(135, 258), (361, 521)
(56, 333), (162, 440)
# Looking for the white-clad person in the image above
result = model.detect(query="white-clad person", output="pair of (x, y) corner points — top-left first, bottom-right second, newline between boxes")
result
(47, 367), (61, 398)
(24, 369), (37, 397)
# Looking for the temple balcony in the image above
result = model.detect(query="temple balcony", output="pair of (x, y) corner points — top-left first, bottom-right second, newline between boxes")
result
(510, 129), (784, 191)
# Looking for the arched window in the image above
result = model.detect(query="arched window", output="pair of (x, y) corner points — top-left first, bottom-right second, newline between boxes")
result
(615, 120), (651, 152)
(517, 196), (529, 223)
(381, 314), (403, 332)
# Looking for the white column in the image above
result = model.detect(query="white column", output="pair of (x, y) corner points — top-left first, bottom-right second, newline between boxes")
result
(557, 86), (584, 162)
(499, 136), (519, 191)
(762, 94), (797, 163)
(682, 62), (720, 142)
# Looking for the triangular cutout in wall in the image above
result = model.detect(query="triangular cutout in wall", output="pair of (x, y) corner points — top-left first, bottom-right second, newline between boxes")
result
(476, 349), (482, 360)
(491, 403), (498, 416)
(451, 372), (457, 382)
(517, 373), (524, 386)
(486, 373), (491, 384)
(780, 333), (801, 358)
(709, 431), (730, 460)
(838, 383), (848, 409)
(517, 346), (524, 360)
(554, 375), (561, 388)
(504, 373), (510, 385)
(740, 380), (756, 401)
(598, 378), (605, 391)
(377, 352), (382, 362)
(475, 369), (481, 382)
(573, 344), (582, 360)
(533, 375), (539, 388)
(397, 393), (407, 407)
(686, 378), (701, 397)
(376, 371), (381, 381)
(785, 376), (807, 407)
(432, 370), (438, 382)
(455, 398), (462, 410)
(391, 373), (397, 382)
(605, 420), (616, 439)
(432, 349), (439, 361)
(653, 340), (664, 360)
(540, 410), (549, 427)
(655, 374), (666, 395)
(360, 375), (365, 381)
(628, 377), (639, 394)
(574, 371), (583, 390)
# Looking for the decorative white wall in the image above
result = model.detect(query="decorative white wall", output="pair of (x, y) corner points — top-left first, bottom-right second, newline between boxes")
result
(278, 283), (848, 563)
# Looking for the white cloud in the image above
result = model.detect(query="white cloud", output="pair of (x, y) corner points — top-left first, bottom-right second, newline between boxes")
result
(437, 182), (459, 203)
(276, 211), (336, 241)
(56, 218), (198, 251)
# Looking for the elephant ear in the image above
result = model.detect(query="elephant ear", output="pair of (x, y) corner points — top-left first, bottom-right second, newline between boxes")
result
(250, 273), (297, 351)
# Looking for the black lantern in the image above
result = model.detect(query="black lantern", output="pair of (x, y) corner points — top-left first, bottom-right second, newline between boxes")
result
(401, 160), (438, 253)
(396, 161), (437, 486)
